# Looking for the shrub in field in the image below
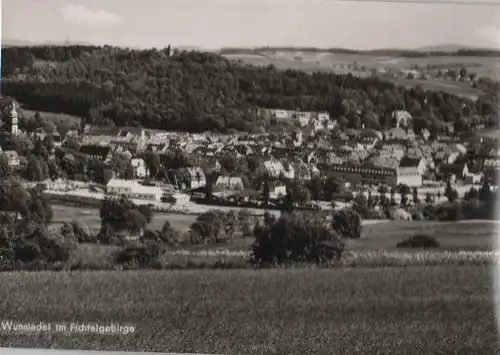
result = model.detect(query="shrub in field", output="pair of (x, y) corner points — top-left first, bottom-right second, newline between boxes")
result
(190, 210), (238, 244)
(252, 212), (345, 265)
(237, 209), (254, 237)
(98, 196), (152, 244)
(0, 226), (15, 270)
(114, 242), (165, 268)
(15, 225), (77, 263)
(141, 221), (183, 246)
(60, 220), (93, 243)
(397, 234), (440, 249)
(331, 208), (362, 239)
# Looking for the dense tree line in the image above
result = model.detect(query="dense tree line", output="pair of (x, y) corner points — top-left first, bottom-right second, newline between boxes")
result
(2, 46), (497, 134)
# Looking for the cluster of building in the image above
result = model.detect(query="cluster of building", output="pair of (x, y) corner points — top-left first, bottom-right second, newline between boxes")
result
(0, 97), (497, 205)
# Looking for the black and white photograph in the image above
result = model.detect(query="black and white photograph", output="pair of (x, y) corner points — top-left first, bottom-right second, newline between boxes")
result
(0, 0), (500, 354)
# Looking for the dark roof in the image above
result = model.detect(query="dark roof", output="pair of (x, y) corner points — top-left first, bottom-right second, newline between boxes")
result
(118, 127), (146, 137)
(399, 157), (422, 168)
(330, 163), (396, 176)
(79, 145), (111, 158)
(440, 163), (467, 175)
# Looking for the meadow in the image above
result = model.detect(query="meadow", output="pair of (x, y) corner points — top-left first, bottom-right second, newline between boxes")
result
(0, 266), (498, 354)
(21, 109), (81, 133)
(48, 202), (499, 270)
(51, 204), (497, 252)
(223, 49), (499, 99)
(223, 49), (500, 78)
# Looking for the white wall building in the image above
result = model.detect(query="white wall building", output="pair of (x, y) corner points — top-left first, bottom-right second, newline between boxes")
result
(131, 158), (148, 178)
(106, 179), (163, 201)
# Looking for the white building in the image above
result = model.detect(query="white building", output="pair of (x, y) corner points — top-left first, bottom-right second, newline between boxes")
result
(106, 179), (163, 202)
(257, 158), (295, 180)
(215, 176), (244, 190)
(396, 157), (423, 187)
(131, 158), (148, 178)
(270, 109), (290, 120)
(3, 150), (20, 167)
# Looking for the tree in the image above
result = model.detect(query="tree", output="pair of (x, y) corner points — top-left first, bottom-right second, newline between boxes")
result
(111, 153), (133, 179)
(144, 152), (161, 179)
(262, 175), (270, 207)
(141, 221), (182, 246)
(190, 210), (231, 244)
(205, 179), (214, 203)
(398, 185), (410, 207)
(352, 194), (370, 218)
(1, 46), (487, 135)
(25, 187), (53, 224)
(308, 175), (322, 201)
(444, 181), (458, 202)
(367, 191), (374, 210)
(114, 242), (165, 268)
(412, 187), (419, 205)
(323, 175), (341, 201)
(284, 182), (311, 210)
(252, 212), (345, 265)
(332, 208), (362, 239)
(61, 154), (78, 179)
(390, 187), (397, 206)
(42, 134), (55, 153)
(237, 209), (254, 237)
(0, 154), (11, 180)
(25, 155), (47, 181)
(98, 196), (152, 244)
(459, 67), (468, 80)
(378, 185), (388, 206)
(479, 178), (491, 202)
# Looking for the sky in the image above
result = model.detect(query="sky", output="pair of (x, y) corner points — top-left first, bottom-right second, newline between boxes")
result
(2, 0), (500, 50)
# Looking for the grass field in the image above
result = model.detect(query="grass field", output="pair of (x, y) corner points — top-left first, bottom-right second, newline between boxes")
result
(50, 204), (196, 234)
(21, 109), (81, 133)
(0, 266), (498, 354)
(51, 204), (497, 252)
(223, 49), (499, 98)
(388, 77), (483, 100)
(224, 50), (500, 79)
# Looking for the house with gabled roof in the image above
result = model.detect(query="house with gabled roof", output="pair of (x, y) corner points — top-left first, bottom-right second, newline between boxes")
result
(328, 163), (398, 188)
(384, 127), (407, 141)
(78, 145), (112, 162)
(439, 162), (469, 183)
(396, 157), (424, 187)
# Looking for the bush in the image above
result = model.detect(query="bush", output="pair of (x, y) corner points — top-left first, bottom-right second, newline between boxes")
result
(252, 212), (345, 265)
(141, 221), (183, 246)
(14, 226), (77, 263)
(189, 210), (238, 244)
(397, 234), (440, 248)
(0, 227), (15, 270)
(332, 208), (362, 239)
(114, 242), (165, 268)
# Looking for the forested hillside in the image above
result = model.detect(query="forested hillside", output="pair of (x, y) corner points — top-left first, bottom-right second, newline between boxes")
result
(1, 45), (498, 134)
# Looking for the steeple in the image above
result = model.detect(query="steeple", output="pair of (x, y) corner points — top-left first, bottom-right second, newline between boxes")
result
(10, 101), (19, 136)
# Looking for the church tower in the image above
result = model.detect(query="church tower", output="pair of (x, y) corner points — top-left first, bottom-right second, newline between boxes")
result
(10, 102), (19, 136)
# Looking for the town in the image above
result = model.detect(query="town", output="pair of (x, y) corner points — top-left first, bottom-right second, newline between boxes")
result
(1, 2), (500, 350)
(0, 97), (497, 221)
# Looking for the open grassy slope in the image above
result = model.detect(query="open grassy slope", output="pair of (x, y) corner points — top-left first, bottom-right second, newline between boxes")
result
(51, 204), (497, 252)
(222, 49), (499, 98)
(21, 109), (81, 133)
